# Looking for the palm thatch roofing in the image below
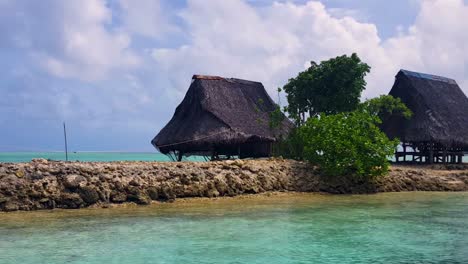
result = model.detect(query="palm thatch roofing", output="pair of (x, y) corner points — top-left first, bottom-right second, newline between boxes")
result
(152, 75), (294, 158)
(381, 69), (468, 149)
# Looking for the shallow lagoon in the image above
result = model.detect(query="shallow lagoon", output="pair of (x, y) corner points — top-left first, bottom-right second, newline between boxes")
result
(0, 152), (204, 163)
(1, 192), (468, 264)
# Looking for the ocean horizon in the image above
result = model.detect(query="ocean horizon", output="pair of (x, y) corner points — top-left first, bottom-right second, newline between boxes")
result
(0, 152), (206, 163)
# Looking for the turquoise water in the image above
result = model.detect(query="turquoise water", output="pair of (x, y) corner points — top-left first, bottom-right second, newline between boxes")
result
(1, 192), (468, 263)
(0, 152), (465, 163)
(0, 152), (205, 163)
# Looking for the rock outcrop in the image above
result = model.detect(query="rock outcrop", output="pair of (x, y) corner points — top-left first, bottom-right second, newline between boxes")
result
(1, 158), (467, 211)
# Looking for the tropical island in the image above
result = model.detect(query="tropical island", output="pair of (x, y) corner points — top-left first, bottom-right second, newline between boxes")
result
(1, 54), (467, 212)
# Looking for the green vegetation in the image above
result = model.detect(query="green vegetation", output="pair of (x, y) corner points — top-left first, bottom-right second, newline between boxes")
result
(283, 53), (370, 125)
(269, 87), (286, 130)
(300, 111), (399, 179)
(269, 105), (284, 129)
(359, 95), (412, 122)
(272, 128), (304, 160)
(275, 53), (412, 179)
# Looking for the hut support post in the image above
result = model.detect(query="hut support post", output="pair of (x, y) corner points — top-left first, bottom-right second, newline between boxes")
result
(211, 150), (220, 161)
(403, 144), (406, 162)
(177, 151), (183, 162)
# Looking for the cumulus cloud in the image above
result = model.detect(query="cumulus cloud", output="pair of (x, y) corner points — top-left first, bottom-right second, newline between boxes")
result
(0, 0), (139, 81)
(152, 0), (468, 101)
(385, 0), (468, 89)
(151, 0), (387, 99)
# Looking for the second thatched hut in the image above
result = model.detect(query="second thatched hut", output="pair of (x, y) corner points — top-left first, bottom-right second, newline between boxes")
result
(381, 69), (468, 164)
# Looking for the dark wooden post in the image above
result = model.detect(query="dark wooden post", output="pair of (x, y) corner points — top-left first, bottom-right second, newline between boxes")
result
(177, 151), (183, 162)
(403, 143), (407, 162)
(428, 149), (433, 164)
(211, 150), (217, 161)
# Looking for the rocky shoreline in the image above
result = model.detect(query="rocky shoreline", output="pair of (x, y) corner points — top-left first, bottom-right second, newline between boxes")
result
(1, 159), (468, 212)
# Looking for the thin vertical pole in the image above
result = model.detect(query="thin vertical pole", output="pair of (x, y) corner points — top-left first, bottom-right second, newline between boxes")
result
(63, 122), (68, 162)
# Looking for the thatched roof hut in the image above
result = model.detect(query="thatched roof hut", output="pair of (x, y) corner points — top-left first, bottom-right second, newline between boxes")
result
(152, 75), (293, 160)
(381, 70), (468, 163)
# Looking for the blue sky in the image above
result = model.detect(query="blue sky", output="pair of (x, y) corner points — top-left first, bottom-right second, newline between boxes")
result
(1, 0), (468, 152)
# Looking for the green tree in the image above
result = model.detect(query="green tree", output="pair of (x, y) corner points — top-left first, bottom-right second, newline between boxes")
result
(300, 111), (399, 179)
(269, 106), (284, 130)
(271, 128), (304, 160)
(283, 53), (370, 125)
(268, 87), (285, 130)
(359, 95), (412, 122)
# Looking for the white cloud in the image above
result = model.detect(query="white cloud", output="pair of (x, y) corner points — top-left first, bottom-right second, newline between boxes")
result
(151, 0), (390, 99)
(5, 0), (467, 102)
(385, 0), (468, 87)
(152, 0), (468, 102)
(1, 0), (140, 81)
(119, 0), (179, 39)
(0, 0), (156, 129)
(47, 0), (140, 81)
(328, 7), (367, 21)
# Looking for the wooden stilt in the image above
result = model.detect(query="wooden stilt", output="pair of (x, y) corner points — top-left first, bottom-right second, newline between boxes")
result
(392, 141), (465, 165)
(211, 150), (217, 161)
(403, 144), (406, 162)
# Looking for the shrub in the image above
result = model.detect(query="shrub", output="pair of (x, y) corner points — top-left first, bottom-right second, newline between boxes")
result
(300, 111), (399, 179)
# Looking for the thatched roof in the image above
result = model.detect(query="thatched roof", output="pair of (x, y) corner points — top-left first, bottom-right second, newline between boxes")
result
(152, 75), (294, 156)
(381, 69), (468, 148)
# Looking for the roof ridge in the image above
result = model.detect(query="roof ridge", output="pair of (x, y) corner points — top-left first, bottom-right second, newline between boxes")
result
(226, 78), (262, 85)
(399, 69), (457, 84)
(192, 74), (262, 85)
(192, 75), (224, 80)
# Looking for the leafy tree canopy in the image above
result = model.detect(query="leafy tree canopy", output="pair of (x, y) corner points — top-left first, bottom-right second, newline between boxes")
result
(359, 95), (412, 122)
(283, 53), (370, 125)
